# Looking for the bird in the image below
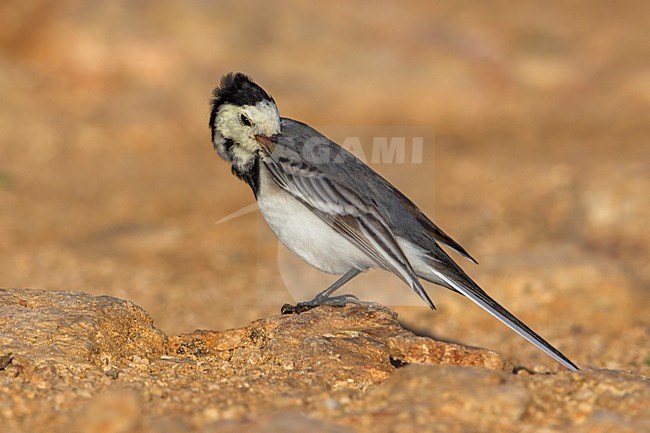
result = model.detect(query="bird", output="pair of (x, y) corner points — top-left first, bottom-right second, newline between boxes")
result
(208, 72), (579, 372)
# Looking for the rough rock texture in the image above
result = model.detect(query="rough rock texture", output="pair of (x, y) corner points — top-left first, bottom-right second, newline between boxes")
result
(1, 288), (648, 433)
(0, 289), (166, 368)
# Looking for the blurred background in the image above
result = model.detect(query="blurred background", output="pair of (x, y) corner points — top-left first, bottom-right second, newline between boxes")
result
(0, 0), (647, 371)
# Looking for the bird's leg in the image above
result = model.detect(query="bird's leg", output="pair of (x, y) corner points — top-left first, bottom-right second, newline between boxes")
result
(281, 268), (362, 314)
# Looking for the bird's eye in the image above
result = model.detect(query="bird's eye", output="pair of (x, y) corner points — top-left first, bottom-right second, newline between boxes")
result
(240, 114), (252, 127)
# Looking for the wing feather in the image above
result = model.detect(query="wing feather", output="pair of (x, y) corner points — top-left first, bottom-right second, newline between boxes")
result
(262, 155), (435, 309)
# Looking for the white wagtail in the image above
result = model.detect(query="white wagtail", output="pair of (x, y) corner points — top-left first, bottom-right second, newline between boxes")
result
(209, 72), (578, 371)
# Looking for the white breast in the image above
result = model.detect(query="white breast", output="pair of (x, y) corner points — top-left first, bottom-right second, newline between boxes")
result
(256, 169), (374, 275)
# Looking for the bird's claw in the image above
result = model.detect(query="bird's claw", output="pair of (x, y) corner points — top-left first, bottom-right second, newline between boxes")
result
(281, 293), (360, 315)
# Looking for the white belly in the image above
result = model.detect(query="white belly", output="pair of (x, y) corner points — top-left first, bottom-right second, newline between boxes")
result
(257, 174), (373, 275)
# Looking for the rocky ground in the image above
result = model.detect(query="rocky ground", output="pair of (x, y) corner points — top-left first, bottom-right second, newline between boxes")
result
(1, 1), (648, 432)
(1, 288), (648, 433)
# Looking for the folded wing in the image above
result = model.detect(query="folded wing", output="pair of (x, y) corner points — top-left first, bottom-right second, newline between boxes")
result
(262, 154), (435, 309)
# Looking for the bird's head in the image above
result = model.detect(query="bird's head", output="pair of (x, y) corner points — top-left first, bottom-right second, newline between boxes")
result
(209, 73), (280, 172)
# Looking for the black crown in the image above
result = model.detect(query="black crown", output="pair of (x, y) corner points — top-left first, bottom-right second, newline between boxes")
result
(209, 72), (275, 138)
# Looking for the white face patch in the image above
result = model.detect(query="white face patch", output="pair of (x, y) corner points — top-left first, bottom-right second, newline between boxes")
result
(213, 100), (281, 169)
(244, 100), (281, 138)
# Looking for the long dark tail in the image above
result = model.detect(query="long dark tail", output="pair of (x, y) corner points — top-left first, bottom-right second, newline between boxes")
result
(421, 266), (578, 372)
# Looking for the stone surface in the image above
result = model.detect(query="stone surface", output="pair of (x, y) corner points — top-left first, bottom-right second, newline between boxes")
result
(347, 365), (650, 433)
(0, 289), (166, 369)
(1, 288), (648, 433)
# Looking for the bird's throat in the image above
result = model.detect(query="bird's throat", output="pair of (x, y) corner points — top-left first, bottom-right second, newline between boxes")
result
(231, 156), (260, 197)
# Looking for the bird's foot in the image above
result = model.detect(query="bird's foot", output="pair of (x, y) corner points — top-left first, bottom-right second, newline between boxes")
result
(281, 293), (360, 315)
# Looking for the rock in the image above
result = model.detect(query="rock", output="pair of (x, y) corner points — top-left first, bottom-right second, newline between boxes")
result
(347, 365), (650, 432)
(386, 334), (513, 371)
(0, 288), (167, 369)
(0, 288), (167, 433)
(519, 368), (650, 426)
(347, 365), (531, 431)
(1, 288), (648, 433)
(167, 302), (512, 390)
